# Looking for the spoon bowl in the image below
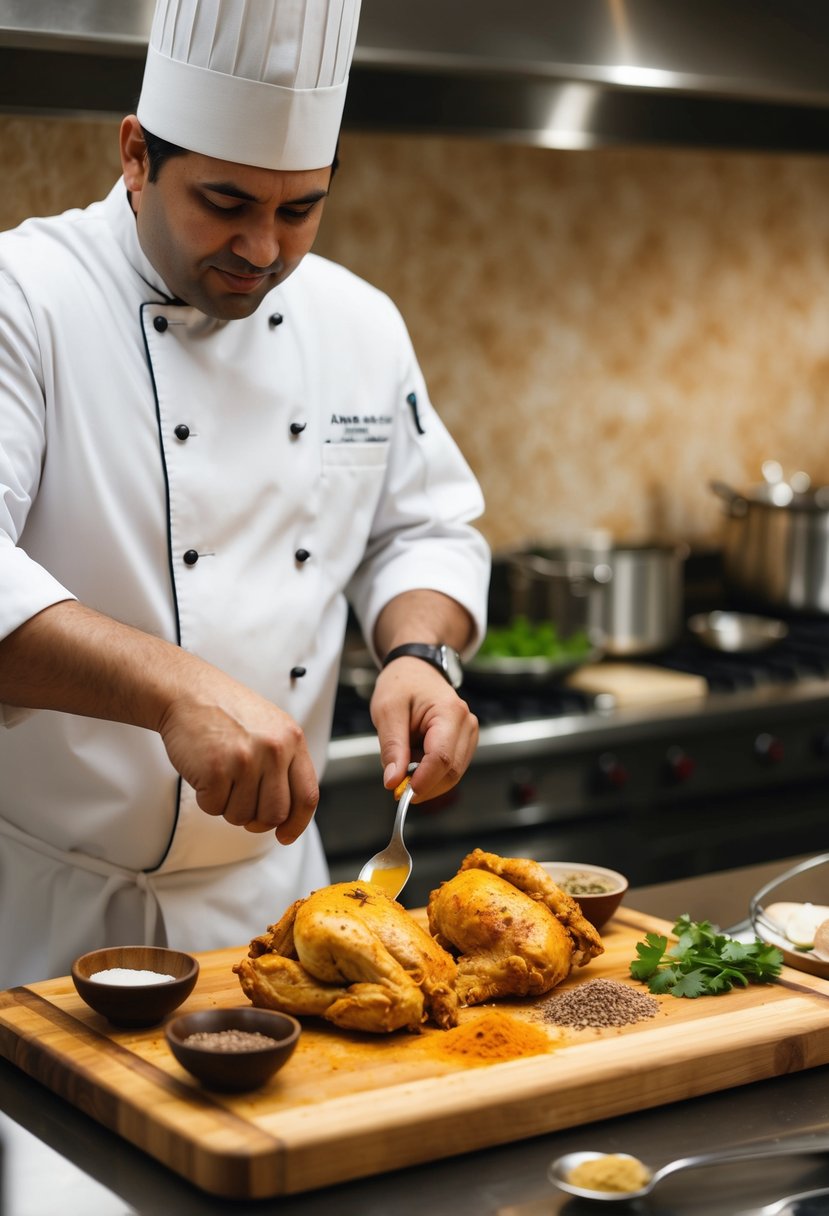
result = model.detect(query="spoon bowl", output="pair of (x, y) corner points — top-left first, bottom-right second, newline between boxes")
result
(548, 1151), (654, 1201)
(357, 769), (415, 899)
(549, 1138), (829, 1202)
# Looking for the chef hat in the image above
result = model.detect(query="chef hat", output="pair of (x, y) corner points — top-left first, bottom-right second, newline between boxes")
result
(136, 0), (362, 171)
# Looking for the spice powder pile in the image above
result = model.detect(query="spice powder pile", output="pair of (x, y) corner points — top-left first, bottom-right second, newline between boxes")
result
(433, 1010), (553, 1063)
(567, 1153), (651, 1193)
(541, 979), (659, 1029)
(182, 1030), (276, 1052)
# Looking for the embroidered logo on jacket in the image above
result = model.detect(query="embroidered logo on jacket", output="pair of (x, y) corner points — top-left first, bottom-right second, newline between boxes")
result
(325, 412), (393, 443)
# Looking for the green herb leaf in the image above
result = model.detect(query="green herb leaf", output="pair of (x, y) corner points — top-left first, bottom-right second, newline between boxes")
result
(629, 915), (784, 999)
(667, 968), (710, 998)
(629, 933), (669, 981)
(647, 967), (681, 995)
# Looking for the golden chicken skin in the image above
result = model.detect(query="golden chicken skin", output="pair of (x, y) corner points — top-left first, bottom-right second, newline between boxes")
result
(234, 881), (459, 1034)
(427, 849), (604, 1005)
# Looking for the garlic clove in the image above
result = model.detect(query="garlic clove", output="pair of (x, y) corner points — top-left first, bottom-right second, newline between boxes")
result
(785, 904), (827, 949)
(813, 919), (829, 961)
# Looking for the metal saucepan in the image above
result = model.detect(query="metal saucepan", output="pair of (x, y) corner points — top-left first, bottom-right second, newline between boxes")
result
(688, 610), (788, 653)
(710, 472), (829, 615)
(505, 542), (687, 658)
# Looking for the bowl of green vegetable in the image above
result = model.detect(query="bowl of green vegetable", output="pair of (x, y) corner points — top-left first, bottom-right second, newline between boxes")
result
(467, 617), (602, 685)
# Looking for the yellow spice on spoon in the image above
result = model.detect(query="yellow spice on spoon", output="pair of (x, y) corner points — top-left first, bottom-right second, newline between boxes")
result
(567, 1154), (651, 1193)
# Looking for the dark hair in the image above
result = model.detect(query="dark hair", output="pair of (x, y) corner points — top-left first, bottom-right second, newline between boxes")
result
(139, 125), (340, 182)
(140, 126), (188, 182)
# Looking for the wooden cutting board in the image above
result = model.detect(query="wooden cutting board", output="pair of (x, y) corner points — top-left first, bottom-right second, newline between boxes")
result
(567, 662), (708, 704)
(1, 908), (828, 1200)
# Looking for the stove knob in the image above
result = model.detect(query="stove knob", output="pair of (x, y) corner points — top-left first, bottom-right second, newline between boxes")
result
(596, 752), (629, 792)
(664, 745), (695, 785)
(509, 768), (538, 808)
(754, 732), (784, 764)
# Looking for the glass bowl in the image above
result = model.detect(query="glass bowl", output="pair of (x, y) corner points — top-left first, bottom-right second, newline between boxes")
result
(750, 854), (829, 978)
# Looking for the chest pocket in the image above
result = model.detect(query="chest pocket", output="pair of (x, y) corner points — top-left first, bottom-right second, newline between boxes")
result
(319, 441), (390, 577)
(321, 442), (390, 469)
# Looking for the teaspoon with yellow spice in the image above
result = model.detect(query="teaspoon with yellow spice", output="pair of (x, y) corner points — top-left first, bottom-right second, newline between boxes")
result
(549, 1138), (829, 1203)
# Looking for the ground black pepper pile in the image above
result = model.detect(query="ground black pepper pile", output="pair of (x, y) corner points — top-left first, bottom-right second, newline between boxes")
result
(541, 979), (659, 1029)
(182, 1029), (276, 1052)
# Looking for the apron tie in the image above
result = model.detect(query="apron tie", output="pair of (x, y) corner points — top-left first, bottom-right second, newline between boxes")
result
(0, 815), (162, 944)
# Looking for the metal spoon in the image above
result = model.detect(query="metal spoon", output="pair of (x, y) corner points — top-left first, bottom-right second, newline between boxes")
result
(549, 1138), (829, 1203)
(357, 768), (415, 899)
(760, 1186), (829, 1215)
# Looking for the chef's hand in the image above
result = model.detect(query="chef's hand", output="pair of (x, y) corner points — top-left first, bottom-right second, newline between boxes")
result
(0, 600), (318, 844)
(370, 657), (478, 802)
(157, 676), (319, 845)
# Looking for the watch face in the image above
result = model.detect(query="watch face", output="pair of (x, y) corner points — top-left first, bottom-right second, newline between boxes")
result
(442, 645), (464, 689)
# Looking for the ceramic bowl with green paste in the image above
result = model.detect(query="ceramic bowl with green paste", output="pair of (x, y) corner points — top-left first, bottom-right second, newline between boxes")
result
(541, 862), (628, 931)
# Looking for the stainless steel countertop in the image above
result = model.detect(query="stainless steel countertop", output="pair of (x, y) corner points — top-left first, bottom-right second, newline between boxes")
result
(2, 855), (828, 1216)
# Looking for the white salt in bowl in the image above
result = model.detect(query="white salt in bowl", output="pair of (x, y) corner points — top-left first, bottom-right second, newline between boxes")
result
(71, 945), (199, 1027)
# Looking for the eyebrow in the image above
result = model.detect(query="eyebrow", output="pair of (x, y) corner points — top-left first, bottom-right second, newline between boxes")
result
(201, 180), (329, 205)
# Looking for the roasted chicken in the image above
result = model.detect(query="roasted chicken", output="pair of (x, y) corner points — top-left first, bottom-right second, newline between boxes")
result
(427, 849), (604, 1005)
(234, 881), (459, 1033)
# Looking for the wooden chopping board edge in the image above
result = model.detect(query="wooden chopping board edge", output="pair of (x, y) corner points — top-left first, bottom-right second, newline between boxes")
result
(0, 985), (288, 1198)
(3, 910), (829, 1199)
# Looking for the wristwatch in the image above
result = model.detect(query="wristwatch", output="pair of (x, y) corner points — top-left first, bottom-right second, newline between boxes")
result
(382, 643), (464, 690)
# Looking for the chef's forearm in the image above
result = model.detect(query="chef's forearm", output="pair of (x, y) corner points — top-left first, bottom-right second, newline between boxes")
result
(373, 590), (474, 659)
(0, 600), (320, 842)
(0, 600), (212, 730)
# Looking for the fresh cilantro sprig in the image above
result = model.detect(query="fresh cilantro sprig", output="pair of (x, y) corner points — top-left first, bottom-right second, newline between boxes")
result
(630, 913), (783, 998)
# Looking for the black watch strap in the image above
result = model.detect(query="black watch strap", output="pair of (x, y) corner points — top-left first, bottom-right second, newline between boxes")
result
(382, 642), (463, 689)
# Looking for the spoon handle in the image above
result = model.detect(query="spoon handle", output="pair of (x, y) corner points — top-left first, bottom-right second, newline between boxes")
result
(390, 780), (415, 843)
(762, 1185), (829, 1216)
(655, 1136), (829, 1186)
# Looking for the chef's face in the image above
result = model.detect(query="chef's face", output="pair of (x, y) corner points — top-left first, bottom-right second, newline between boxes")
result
(119, 117), (331, 320)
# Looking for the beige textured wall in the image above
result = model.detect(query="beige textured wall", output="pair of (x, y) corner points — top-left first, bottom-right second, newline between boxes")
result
(4, 114), (829, 553)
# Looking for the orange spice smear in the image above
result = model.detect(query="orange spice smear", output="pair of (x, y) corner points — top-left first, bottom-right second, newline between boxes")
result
(431, 1010), (554, 1064)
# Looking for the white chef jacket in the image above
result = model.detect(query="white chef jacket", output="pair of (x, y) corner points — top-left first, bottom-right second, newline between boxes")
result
(0, 181), (489, 987)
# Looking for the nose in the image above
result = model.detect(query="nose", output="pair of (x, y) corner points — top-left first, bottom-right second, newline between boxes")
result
(230, 216), (281, 271)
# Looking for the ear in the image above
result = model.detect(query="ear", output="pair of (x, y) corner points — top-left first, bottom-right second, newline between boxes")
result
(120, 115), (149, 195)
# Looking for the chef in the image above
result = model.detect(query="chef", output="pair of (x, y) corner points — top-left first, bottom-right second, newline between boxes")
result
(0, 0), (490, 987)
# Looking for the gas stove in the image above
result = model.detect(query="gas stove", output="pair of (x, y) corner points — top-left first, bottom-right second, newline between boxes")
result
(316, 557), (829, 905)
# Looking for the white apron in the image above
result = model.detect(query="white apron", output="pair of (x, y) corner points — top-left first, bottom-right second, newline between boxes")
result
(0, 181), (489, 986)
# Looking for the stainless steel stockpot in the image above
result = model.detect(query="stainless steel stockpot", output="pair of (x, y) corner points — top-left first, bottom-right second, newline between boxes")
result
(710, 479), (829, 615)
(508, 541), (686, 656)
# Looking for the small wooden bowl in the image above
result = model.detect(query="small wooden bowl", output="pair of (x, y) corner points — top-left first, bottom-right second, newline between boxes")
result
(541, 862), (629, 931)
(71, 946), (199, 1027)
(165, 1007), (301, 1092)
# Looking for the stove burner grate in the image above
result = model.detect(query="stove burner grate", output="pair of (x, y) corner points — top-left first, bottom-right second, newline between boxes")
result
(656, 620), (829, 692)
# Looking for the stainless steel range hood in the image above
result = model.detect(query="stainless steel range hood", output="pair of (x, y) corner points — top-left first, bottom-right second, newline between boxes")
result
(3, 0), (829, 154)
